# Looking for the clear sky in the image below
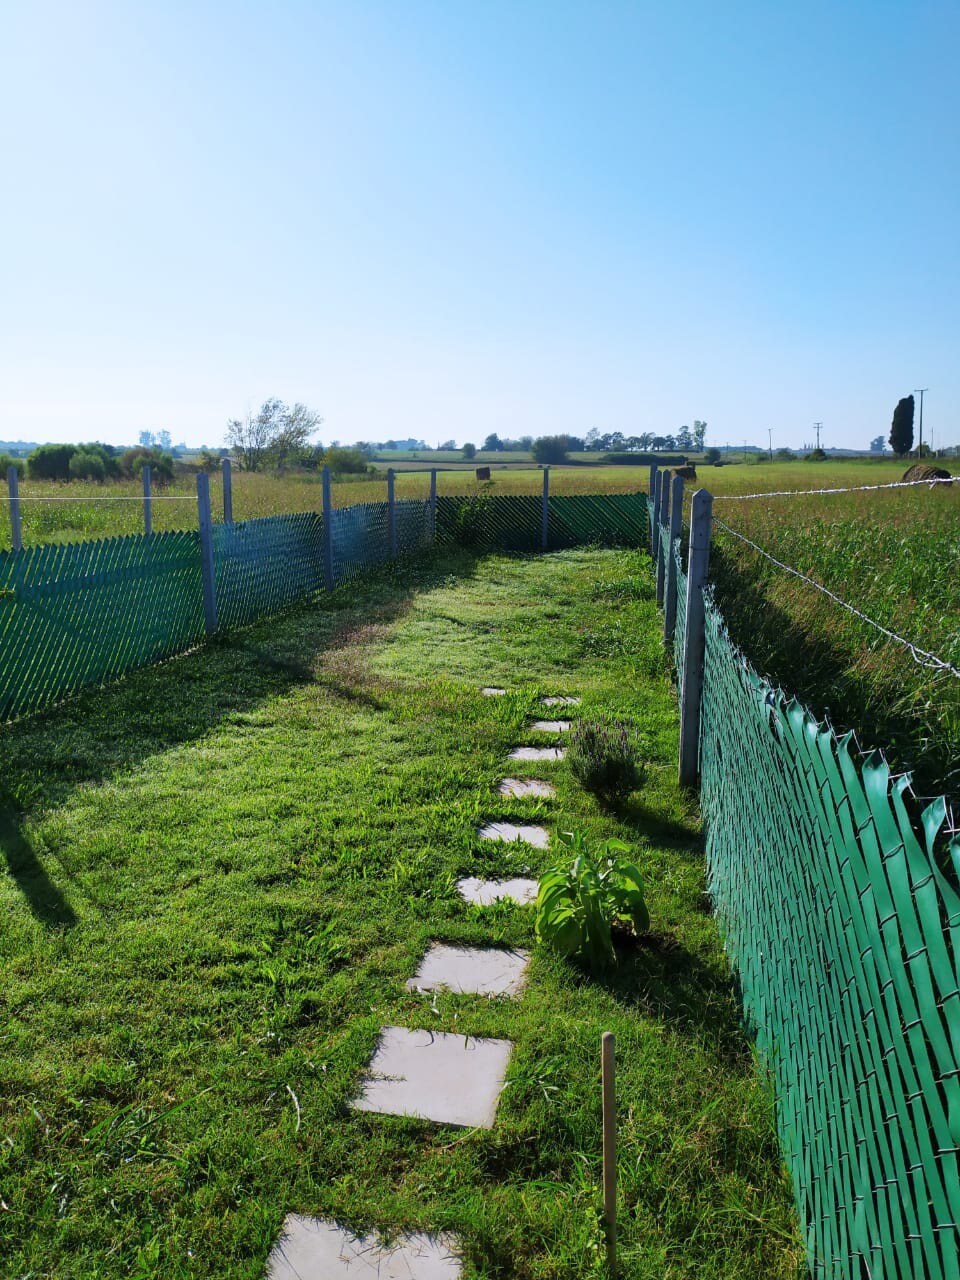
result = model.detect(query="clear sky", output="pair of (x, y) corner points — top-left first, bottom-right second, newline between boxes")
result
(2, 1), (958, 451)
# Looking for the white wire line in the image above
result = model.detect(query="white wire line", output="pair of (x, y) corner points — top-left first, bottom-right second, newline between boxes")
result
(712, 516), (960, 680)
(710, 476), (958, 502)
(0, 495), (197, 502)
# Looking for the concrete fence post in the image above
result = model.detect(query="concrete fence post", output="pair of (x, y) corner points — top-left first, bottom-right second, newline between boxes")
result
(678, 488), (713, 787)
(387, 468), (397, 557)
(655, 467), (670, 605)
(321, 465), (335, 591)
(196, 472), (218, 636)
(541, 467), (550, 550)
(648, 464), (659, 556)
(142, 464), (152, 538)
(222, 458), (233, 524)
(7, 466), (22, 552)
(430, 468), (438, 542)
(663, 473), (684, 643)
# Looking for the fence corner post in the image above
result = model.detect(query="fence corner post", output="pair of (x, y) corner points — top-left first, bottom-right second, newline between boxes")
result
(222, 457), (233, 524)
(196, 471), (218, 636)
(321, 464), (335, 591)
(387, 468), (397, 557)
(142, 464), (152, 538)
(655, 467), (670, 605)
(430, 467), (438, 542)
(664, 474), (684, 643)
(648, 464), (660, 556)
(678, 488), (713, 787)
(7, 465), (22, 552)
(541, 466), (549, 550)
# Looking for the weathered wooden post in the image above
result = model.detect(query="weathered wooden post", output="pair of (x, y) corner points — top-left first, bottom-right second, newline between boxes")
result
(142, 464), (152, 538)
(655, 467), (670, 605)
(648, 464), (659, 556)
(602, 1031), (617, 1276)
(222, 457), (233, 524)
(430, 468), (438, 542)
(678, 488), (713, 787)
(7, 466), (22, 552)
(321, 465), (335, 591)
(541, 466), (550, 550)
(663, 473), (684, 643)
(387, 468), (397, 557)
(196, 472), (218, 636)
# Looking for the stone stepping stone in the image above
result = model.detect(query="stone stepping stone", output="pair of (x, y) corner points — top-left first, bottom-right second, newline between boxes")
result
(457, 876), (539, 906)
(530, 719), (571, 733)
(351, 1026), (512, 1128)
(480, 687), (506, 696)
(478, 821), (549, 849)
(406, 943), (530, 997)
(498, 777), (555, 798)
(508, 746), (566, 761)
(266, 1217), (462, 1278)
(541, 696), (581, 706)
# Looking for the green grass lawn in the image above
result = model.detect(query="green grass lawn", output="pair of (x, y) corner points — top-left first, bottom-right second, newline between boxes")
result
(0, 547), (801, 1279)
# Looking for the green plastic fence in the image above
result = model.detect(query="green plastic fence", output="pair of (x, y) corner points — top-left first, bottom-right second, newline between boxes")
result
(698, 592), (960, 1277)
(0, 531), (205, 720)
(214, 513), (325, 630)
(435, 491), (647, 550)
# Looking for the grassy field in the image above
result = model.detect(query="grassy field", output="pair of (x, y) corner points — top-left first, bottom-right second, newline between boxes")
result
(0, 547), (801, 1279)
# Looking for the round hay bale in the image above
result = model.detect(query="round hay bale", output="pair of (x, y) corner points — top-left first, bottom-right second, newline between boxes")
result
(902, 463), (952, 483)
(673, 465), (697, 481)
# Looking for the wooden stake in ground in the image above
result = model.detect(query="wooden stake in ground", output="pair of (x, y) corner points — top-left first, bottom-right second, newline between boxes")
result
(602, 1031), (617, 1276)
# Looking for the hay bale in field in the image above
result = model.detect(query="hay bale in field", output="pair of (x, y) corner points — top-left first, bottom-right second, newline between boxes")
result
(673, 465), (697, 481)
(475, 466), (491, 481)
(902, 463), (952, 483)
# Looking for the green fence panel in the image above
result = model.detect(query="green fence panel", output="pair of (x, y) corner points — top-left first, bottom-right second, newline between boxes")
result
(330, 500), (390, 584)
(395, 499), (432, 557)
(435, 492), (648, 551)
(213, 513), (325, 631)
(699, 593), (960, 1278)
(548, 493), (648, 546)
(0, 530), (205, 720)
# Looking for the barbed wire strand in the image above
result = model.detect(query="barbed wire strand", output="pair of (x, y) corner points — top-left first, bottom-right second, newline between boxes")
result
(712, 516), (960, 680)
(709, 476), (958, 502)
(0, 495), (198, 502)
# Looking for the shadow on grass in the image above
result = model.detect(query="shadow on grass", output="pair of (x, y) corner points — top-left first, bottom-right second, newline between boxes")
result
(0, 548), (482, 820)
(0, 809), (77, 927)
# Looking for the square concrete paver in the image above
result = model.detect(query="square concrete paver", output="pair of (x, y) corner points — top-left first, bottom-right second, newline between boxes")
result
(530, 719), (571, 733)
(478, 821), (549, 849)
(480, 687), (506, 696)
(266, 1217), (462, 1278)
(457, 876), (539, 906)
(508, 746), (566, 761)
(498, 778), (555, 799)
(351, 1026), (512, 1128)
(407, 943), (530, 997)
(541, 696), (581, 706)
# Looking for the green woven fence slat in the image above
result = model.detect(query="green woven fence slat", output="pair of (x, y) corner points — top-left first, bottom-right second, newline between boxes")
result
(435, 492), (648, 552)
(213, 513), (325, 631)
(330, 501), (390, 584)
(548, 493), (648, 547)
(394, 499), (432, 557)
(698, 591), (960, 1279)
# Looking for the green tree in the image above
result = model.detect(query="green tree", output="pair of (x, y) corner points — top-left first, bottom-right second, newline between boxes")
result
(28, 443), (77, 480)
(532, 435), (570, 465)
(889, 395), (915, 457)
(0, 453), (24, 478)
(462, 442), (477, 459)
(482, 433), (502, 451)
(68, 450), (106, 481)
(226, 398), (322, 471)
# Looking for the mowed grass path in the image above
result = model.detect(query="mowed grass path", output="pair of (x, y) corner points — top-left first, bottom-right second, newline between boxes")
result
(0, 548), (801, 1279)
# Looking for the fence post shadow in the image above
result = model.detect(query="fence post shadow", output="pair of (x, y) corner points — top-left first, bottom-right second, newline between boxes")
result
(0, 809), (77, 927)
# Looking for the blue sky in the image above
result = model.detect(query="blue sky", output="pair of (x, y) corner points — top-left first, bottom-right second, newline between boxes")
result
(1, 1), (957, 450)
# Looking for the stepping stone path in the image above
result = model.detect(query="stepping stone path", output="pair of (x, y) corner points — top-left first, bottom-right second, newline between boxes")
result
(478, 821), (550, 849)
(457, 876), (539, 906)
(407, 943), (530, 997)
(267, 1218), (462, 1279)
(498, 778), (555, 798)
(508, 746), (565, 761)
(266, 686), (579, 1276)
(351, 1026), (513, 1128)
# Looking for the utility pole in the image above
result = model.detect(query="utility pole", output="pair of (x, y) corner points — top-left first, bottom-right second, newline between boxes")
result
(768, 428), (773, 460)
(814, 422), (822, 451)
(914, 388), (928, 457)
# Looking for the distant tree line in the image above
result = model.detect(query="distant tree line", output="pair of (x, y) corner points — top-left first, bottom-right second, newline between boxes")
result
(14, 442), (176, 484)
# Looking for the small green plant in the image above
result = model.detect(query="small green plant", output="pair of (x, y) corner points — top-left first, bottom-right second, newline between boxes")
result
(536, 830), (649, 973)
(568, 714), (643, 803)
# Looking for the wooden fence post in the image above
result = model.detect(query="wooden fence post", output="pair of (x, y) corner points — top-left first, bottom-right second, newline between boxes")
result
(322, 465), (335, 591)
(430, 468), (437, 542)
(648, 464), (659, 556)
(196, 472), (218, 636)
(678, 488), (713, 787)
(663, 473), (684, 643)
(222, 457), (233, 523)
(7, 466), (22, 552)
(387, 468), (397, 557)
(142, 464), (152, 538)
(541, 466), (549, 550)
(655, 468), (670, 605)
